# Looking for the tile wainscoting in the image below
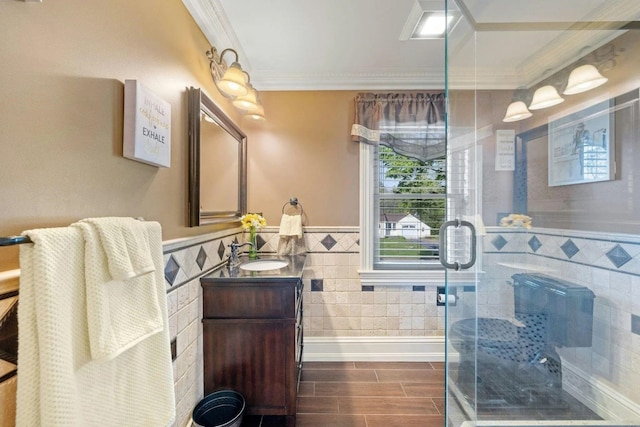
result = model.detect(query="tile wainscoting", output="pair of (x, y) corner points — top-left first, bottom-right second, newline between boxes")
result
(13, 224), (638, 424)
(16, 223), (639, 425)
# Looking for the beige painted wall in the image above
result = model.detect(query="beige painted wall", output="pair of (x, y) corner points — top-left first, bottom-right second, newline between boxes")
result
(241, 91), (360, 228)
(0, 0), (242, 270)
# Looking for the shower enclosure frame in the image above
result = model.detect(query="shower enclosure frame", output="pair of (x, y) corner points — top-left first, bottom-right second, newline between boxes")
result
(443, 1), (640, 426)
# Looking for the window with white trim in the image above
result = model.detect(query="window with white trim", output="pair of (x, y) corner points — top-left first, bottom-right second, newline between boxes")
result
(375, 144), (446, 269)
(353, 92), (450, 284)
(359, 138), (448, 284)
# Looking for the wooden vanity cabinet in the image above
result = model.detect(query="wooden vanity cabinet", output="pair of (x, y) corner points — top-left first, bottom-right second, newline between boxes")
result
(201, 277), (303, 427)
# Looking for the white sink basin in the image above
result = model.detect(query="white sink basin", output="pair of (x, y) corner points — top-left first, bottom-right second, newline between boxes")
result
(240, 259), (289, 272)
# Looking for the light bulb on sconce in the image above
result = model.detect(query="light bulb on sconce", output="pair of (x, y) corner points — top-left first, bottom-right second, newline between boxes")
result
(502, 88), (533, 123)
(529, 85), (564, 110)
(563, 64), (608, 95)
(207, 47), (249, 98)
(232, 84), (260, 112)
(217, 62), (249, 97)
(246, 104), (266, 120)
(503, 101), (532, 122)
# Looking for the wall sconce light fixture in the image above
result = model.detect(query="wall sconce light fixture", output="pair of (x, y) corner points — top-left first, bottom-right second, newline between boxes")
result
(206, 46), (265, 120)
(501, 42), (617, 123)
(502, 63), (608, 122)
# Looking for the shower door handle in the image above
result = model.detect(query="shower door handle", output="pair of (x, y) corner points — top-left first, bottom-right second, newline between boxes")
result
(438, 219), (477, 270)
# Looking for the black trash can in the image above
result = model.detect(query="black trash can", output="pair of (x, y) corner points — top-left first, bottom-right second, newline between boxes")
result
(191, 390), (245, 427)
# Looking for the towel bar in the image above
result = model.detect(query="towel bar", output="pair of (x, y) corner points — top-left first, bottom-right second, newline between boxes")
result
(0, 217), (146, 247)
(0, 236), (32, 246)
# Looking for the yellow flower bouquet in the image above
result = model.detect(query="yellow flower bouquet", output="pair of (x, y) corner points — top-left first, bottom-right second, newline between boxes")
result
(240, 213), (267, 231)
(240, 213), (267, 259)
(500, 213), (532, 229)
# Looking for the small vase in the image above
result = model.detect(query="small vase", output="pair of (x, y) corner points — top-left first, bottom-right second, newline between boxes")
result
(248, 227), (258, 260)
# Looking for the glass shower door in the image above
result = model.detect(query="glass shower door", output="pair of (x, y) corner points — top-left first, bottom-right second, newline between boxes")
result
(444, 1), (640, 426)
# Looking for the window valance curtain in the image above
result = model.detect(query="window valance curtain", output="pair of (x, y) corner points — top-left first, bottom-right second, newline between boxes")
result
(351, 92), (446, 162)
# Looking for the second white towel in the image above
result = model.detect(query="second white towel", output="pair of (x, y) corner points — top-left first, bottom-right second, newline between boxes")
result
(279, 214), (303, 238)
(72, 217), (163, 361)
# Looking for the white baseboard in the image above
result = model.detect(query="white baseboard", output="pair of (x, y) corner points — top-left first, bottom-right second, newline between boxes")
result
(302, 335), (446, 362)
(563, 359), (640, 422)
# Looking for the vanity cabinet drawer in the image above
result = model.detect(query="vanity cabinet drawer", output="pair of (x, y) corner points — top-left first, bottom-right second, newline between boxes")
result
(202, 281), (298, 319)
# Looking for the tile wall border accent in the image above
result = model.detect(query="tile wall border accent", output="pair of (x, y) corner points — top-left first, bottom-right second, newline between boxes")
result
(162, 228), (242, 291)
(245, 226), (360, 255)
(484, 227), (640, 277)
(161, 226), (360, 293)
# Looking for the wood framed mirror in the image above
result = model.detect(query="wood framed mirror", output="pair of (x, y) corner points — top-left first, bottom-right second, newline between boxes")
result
(188, 87), (247, 226)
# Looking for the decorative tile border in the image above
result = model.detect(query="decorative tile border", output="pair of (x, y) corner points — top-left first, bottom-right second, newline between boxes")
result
(161, 226), (360, 292)
(257, 226), (360, 254)
(484, 227), (640, 277)
(162, 229), (242, 291)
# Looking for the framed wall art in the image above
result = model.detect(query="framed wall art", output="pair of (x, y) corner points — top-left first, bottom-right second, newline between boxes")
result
(548, 98), (614, 186)
(123, 80), (171, 168)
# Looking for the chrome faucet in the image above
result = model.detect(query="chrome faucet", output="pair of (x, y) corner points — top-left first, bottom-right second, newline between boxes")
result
(228, 242), (254, 267)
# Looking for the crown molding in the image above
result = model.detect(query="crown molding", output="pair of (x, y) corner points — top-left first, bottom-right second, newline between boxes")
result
(185, 0), (640, 92)
(471, 0), (640, 88)
(250, 72), (444, 91)
(517, 30), (625, 88)
(181, 0), (252, 70)
(250, 69), (520, 91)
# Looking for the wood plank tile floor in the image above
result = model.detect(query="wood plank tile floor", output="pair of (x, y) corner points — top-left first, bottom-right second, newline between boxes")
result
(242, 361), (445, 427)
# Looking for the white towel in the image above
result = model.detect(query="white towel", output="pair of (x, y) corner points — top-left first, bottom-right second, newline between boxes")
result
(80, 217), (155, 280)
(17, 224), (175, 427)
(277, 214), (306, 255)
(73, 218), (163, 361)
(277, 235), (307, 256)
(279, 214), (302, 238)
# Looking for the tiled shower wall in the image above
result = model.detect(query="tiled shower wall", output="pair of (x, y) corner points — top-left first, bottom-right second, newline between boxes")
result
(479, 226), (640, 412)
(162, 225), (446, 426)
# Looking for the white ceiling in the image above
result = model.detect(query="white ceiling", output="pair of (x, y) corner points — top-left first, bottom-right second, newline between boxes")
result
(182, 0), (640, 91)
